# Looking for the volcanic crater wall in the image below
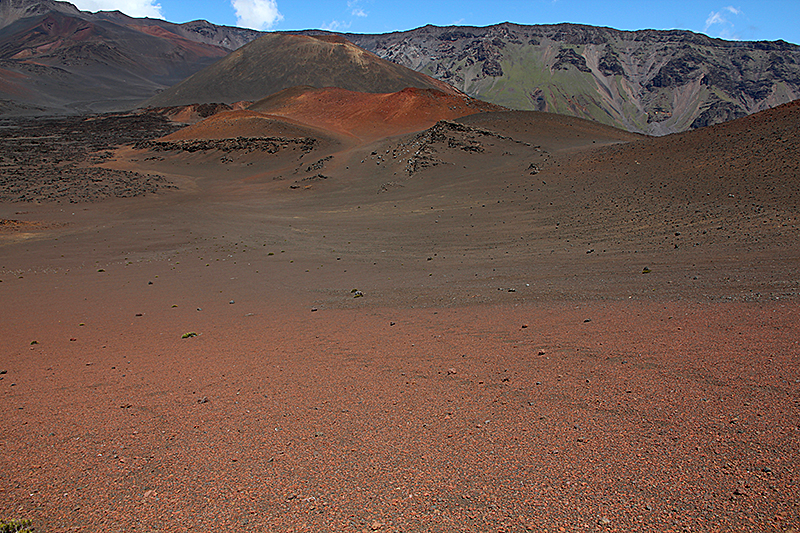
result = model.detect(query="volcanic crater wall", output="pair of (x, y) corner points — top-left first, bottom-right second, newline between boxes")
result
(336, 23), (800, 135)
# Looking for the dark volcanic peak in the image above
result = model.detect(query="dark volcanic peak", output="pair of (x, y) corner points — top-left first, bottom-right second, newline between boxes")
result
(0, 0), (261, 50)
(0, 0), (262, 114)
(332, 22), (800, 134)
(144, 33), (461, 108)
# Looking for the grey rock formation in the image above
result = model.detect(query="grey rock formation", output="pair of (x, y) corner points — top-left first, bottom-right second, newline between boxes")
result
(327, 23), (800, 134)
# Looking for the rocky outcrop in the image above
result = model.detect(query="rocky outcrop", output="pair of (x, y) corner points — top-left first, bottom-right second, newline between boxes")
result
(395, 120), (530, 176)
(690, 101), (747, 129)
(553, 48), (591, 73)
(133, 137), (317, 154)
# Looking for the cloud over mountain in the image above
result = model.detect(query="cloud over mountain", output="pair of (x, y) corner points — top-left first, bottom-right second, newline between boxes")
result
(704, 6), (743, 40)
(231, 0), (282, 30)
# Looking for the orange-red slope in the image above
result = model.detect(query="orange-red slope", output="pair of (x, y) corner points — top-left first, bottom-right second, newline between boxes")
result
(247, 86), (506, 141)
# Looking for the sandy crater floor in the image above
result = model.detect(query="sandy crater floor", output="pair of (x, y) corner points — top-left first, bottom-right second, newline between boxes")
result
(1, 106), (799, 532)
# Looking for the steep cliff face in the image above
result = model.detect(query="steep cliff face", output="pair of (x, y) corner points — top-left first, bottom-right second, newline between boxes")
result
(339, 23), (800, 134)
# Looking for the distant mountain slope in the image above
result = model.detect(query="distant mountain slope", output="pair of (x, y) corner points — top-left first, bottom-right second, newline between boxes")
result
(2, 2), (798, 133)
(0, 0), (261, 113)
(330, 23), (800, 135)
(144, 33), (462, 108)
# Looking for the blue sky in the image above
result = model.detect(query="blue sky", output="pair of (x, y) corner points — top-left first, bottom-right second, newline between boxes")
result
(71, 0), (800, 45)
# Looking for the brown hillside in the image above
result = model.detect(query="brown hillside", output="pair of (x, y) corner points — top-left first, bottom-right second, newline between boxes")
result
(144, 33), (461, 108)
(557, 98), (800, 236)
(457, 109), (645, 149)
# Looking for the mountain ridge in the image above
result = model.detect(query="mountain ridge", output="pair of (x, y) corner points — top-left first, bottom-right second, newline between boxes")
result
(1, 0), (799, 134)
(0, 0), (261, 50)
(323, 22), (800, 134)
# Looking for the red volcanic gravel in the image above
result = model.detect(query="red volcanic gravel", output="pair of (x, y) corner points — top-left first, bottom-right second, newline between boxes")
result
(1, 101), (799, 532)
(2, 269), (798, 532)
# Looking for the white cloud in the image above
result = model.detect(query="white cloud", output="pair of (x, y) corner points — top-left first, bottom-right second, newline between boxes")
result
(231, 0), (283, 30)
(321, 1), (367, 31)
(347, 0), (367, 18)
(704, 11), (727, 29)
(321, 19), (350, 31)
(704, 6), (743, 39)
(71, 0), (164, 19)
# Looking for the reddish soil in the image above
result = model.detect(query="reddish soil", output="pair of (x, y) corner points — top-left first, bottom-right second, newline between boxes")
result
(248, 87), (505, 141)
(162, 109), (353, 144)
(1, 101), (798, 532)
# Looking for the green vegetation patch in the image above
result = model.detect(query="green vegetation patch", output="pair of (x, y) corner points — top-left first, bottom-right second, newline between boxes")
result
(0, 519), (34, 533)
